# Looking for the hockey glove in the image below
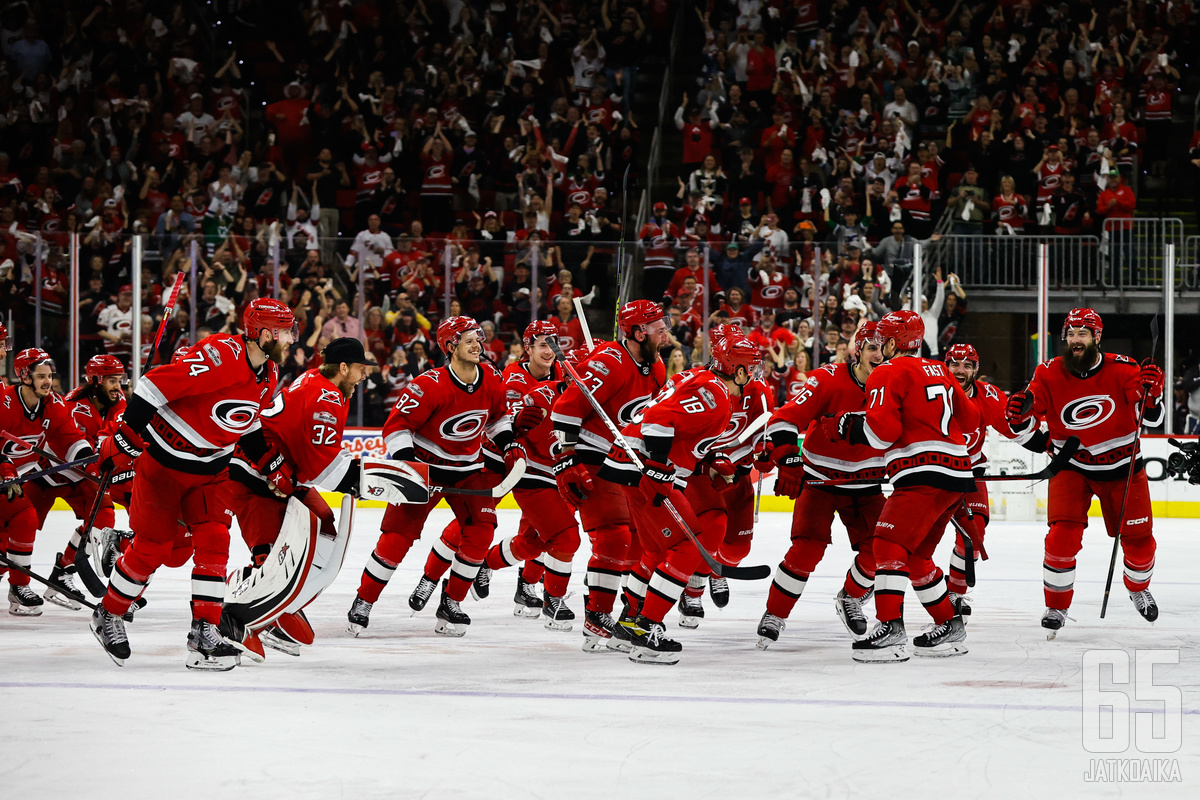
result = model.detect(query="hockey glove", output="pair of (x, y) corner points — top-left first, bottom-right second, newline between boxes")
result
(504, 441), (528, 474)
(513, 403), (548, 436)
(99, 423), (144, 472)
(706, 454), (739, 492)
(255, 447), (295, 499)
(755, 440), (801, 471)
(639, 459), (675, 507)
(553, 451), (593, 507)
(1, 461), (21, 501)
(774, 464), (805, 499)
(1138, 362), (1165, 402)
(1005, 389), (1034, 425)
(821, 412), (867, 444)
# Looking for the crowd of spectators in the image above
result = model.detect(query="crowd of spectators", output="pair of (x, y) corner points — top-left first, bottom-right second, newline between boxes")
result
(0, 0), (1194, 413)
(647, 0), (1193, 402)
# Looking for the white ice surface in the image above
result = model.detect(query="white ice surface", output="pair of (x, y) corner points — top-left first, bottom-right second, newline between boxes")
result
(3, 509), (1198, 799)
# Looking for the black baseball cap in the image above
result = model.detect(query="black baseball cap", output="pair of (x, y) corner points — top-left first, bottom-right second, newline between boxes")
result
(323, 337), (369, 366)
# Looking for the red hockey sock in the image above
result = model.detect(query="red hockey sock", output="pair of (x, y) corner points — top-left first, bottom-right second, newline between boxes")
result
(423, 534), (458, 582)
(842, 550), (875, 599)
(765, 563), (810, 619)
(1121, 534), (1156, 593)
(872, 538), (911, 622)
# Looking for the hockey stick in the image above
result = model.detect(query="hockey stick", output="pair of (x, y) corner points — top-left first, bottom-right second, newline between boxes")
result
(753, 394), (769, 523)
(1100, 317), (1159, 618)
(548, 339), (770, 580)
(802, 436), (1082, 487)
(432, 458), (526, 498)
(148, 271), (187, 369)
(737, 410), (771, 444)
(573, 296), (595, 350)
(613, 164), (631, 340)
(73, 467), (113, 597)
(949, 511), (976, 588)
(0, 552), (99, 612)
(0, 432), (101, 484)
(0, 454), (100, 491)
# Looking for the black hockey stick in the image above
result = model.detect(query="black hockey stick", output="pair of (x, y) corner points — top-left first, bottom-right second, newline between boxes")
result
(0, 432), (102, 484)
(0, 454), (100, 492)
(0, 552), (99, 612)
(1100, 316), (1159, 618)
(949, 511), (976, 588)
(73, 467), (114, 597)
(549, 339), (771, 581)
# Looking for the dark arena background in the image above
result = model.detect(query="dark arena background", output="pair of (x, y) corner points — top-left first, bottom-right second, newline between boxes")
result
(1, 1), (1198, 797)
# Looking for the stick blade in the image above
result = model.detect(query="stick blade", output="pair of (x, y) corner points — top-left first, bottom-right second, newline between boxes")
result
(492, 458), (526, 496)
(717, 563), (772, 581)
(1047, 435), (1081, 475)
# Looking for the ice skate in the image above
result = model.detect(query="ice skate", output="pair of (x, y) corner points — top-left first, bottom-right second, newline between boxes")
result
(43, 557), (83, 610)
(434, 583), (470, 636)
(948, 592), (972, 620)
(96, 528), (131, 578)
(1129, 589), (1158, 623)
(542, 594), (575, 632)
(408, 575), (436, 613)
(677, 592), (704, 629)
(834, 589), (869, 639)
(607, 612), (637, 653)
(513, 573), (542, 619)
(756, 611), (786, 650)
(347, 596), (373, 636)
(185, 619), (241, 671)
(8, 584), (44, 616)
(708, 574), (730, 608)
(625, 615), (683, 665)
(851, 619), (909, 663)
(471, 564), (491, 601)
(90, 605), (130, 666)
(262, 627), (301, 656)
(1041, 607), (1071, 640)
(582, 610), (618, 652)
(911, 615), (968, 657)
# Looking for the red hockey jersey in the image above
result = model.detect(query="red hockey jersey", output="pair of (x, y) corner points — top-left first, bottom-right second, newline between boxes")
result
(503, 360), (565, 489)
(861, 356), (978, 490)
(961, 379), (1024, 467)
(709, 378), (774, 465)
(382, 361), (512, 477)
(230, 369), (354, 492)
(0, 385), (92, 487)
(127, 334), (279, 474)
(1021, 352), (1162, 480)
(62, 388), (127, 485)
(551, 341), (667, 464)
(599, 367), (732, 485)
(766, 362), (886, 490)
(638, 221), (681, 273)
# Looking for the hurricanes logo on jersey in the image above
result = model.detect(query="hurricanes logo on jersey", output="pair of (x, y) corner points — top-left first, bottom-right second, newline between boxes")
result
(439, 410), (488, 441)
(617, 396), (652, 425)
(211, 400), (260, 433)
(1060, 395), (1116, 430)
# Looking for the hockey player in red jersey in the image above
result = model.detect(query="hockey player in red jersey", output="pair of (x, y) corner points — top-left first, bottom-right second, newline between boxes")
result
(1005, 308), (1164, 634)
(24, 355), (129, 611)
(347, 316), (515, 637)
(472, 320), (583, 628)
(827, 310), (979, 662)
(595, 334), (762, 664)
(675, 324), (774, 626)
(0, 349), (95, 615)
(89, 298), (295, 670)
(942, 343), (1026, 613)
(754, 322), (887, 648)
(226, 337), (368, 656)
(551, 299), (669, 651)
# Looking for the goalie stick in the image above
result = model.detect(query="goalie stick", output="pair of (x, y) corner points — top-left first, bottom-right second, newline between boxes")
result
(802, 436), (1082, 487)
(548, 339), (771, 581)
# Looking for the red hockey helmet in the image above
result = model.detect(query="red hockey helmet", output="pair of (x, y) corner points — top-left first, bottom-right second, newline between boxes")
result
(522, 320), (559, 350)
(711, 335), (763, 376)
(436, 316), (483, 355)
(86, 354), (126, 382)
(14, 348), (55, 381)
(852, 321), (879, 357)
(243, 298), (296, 339)
(618, 299), (665, 337)
(944, 343), (979, 368)
(1062, 307), (1102, 341)
(875, 310), (925, 352)
(708, 323), (743, 349)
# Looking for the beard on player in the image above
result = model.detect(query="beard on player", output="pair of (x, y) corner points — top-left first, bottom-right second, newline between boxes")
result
(1062, 338), (1099, 373)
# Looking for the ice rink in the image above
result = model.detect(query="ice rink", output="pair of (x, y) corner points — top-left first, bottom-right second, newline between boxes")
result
(3, 507), (1197, 799)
